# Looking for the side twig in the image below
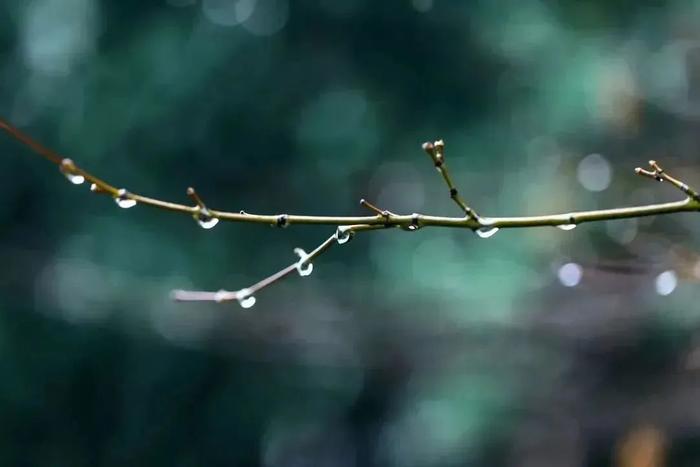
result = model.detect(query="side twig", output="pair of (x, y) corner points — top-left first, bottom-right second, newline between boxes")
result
(422, 139), (479, 220)
(2, 117), (699, 306)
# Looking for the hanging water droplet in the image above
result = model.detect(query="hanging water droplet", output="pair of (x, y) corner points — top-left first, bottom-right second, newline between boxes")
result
(114, 189), (137, 209)
(335, 228), (353, 244)
(557, 223), (577, 231)
(236, 288), (256, 308)
(293, 247), (314, 277)
(198, 217), (219, 229)
(196, 210), (219, 230)
(63, 172), (85, 185)
(407, 224), (419, 231)
(240, 296), (256, 308)
(476, 226), (499, 238)
(297, 261), (313, 277)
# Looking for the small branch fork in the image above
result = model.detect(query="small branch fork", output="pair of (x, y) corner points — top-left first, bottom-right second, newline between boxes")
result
(2, 118), (699, 307)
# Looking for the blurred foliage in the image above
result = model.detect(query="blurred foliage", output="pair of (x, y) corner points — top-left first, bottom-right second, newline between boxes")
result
(3, 0), (700, 465)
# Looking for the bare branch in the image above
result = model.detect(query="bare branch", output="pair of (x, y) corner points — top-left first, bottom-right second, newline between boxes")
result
(3, 117), (700, 305)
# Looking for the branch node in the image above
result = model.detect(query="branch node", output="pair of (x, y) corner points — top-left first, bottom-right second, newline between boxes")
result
(276, 214), (289, 228)
(59, 158), (85, 185)
(187, 187), (219, 229)
(404, 213), (421, 231)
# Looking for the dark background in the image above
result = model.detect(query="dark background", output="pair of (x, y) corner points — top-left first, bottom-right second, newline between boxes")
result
(2, 0), (700, 465)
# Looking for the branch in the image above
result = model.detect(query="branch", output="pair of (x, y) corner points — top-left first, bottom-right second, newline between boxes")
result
(2, 117), (699, 306)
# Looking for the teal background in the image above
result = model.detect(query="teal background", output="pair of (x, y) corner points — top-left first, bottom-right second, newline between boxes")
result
(3, 1), (700, 465)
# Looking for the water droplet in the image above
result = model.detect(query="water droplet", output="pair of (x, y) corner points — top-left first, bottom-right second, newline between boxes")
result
(293, 247), (314, 277)
(297, 261), (313, 277)
(196, 210), (219, 230)
(557, 224), (577, 231)
(407, 224), (419, 231)
(60, 159), (84, 185)
(476, 226), (499, 238)
(63, 172), (85, 185)
(114, 189), (137, 209)
(558, 262), (583, 287)
(238, 292), (257, 309)
(336, 228), (353, 244)
(655, 270), (677, 296)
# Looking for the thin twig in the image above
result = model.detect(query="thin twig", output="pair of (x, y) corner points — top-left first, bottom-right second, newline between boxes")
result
(422, 139), (479, 219)
(636, 160), (700, 201)
(2, 117), (700, 305)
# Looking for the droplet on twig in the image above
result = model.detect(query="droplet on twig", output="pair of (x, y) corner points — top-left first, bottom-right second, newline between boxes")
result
(294, 248), (314, 277)
(63, 172), (85, 185)
(557, 224), (577, 231)
(238, 289), (257, 309)
(114, 189), (137, 209)
(335, 228), (354, 245)
(60, 159), (85, 185)
(297, 262), (313, 277)
(196, 210), (219, 230)
(476, 226), (499, 238)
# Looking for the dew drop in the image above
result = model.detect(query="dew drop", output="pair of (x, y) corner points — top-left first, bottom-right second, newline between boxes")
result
(476, 226), (499, 238)
(407, 224), (419, 231)
(60, 159), (84, 185)
(236, 288), (256, 308)
(557, 224), (577, 231)
(114, 189), (137, 209)
(297, 261), (313, 277)
(335, 228), (353, 244)
(64, 172), (85, 185)
(293, 247), (314, 277)
(197, 214), (219, 230)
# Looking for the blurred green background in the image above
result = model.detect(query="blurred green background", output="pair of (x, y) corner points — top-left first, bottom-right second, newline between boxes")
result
(3, 0), (700, 465)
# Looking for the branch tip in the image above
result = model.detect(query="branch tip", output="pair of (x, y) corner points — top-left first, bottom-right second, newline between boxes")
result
(360, 198), (391, 218)
(186, 186), (207, 209)
(635, 159), (699, 200)
(422, 138), (479, 219)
